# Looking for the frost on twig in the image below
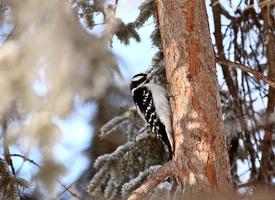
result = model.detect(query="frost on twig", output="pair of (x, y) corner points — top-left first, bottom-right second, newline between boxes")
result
(104, 169), (118, 199)
(88, 103), (168, 199)
(127, 162), (174, 200)
(93, 141), (135, 169)
(99, 115), (129, 138)
(87, 135), (167, 199)
(86, 1), (168, 199)
(99, 112), (130, 138)
(121, 165), (161, 197)
(87, 164), (110, 195)
(99, 108), (136, 139)
(135, 126), (155, 142)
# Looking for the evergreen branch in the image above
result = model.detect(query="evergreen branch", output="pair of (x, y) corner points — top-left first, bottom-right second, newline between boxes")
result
(93, 141), (135, 169)
(1, 114), (16, 176)
(216, 58), (275, 89)
(11, 176), (29, 190)
(150, 24), (161, 48)
(87, 164), (110, 195)
(1, 113), (21, 199)
(0, 158), (28, 200)
(151, 51), (163, 68)
(135, 127), (155, 142)
(121, 165), (161, 197)
(8, 154), (80, 200)
(99, 112), (131, 138)
(115, 23), (141, 45)
(0, 158), (10, 176)
(127, 161), (174, 200)
(104, 169), (117, 199)
(134, 0), (154, 29)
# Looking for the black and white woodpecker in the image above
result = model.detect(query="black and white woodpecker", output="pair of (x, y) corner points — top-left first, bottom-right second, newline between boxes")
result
(130, 72), (174, 159)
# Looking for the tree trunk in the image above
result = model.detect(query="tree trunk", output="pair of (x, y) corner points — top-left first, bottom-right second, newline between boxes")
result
(155, 0), (232, 193)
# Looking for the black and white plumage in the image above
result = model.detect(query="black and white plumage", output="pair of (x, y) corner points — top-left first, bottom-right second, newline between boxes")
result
(130, 73), (174, 159)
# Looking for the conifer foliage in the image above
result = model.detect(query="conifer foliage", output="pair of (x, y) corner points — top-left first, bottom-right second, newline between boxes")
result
(0, 0), (274, 199)
(85, 0), (171, 199)
(86, 0), (275, 199)
(0, 159), (29, 200)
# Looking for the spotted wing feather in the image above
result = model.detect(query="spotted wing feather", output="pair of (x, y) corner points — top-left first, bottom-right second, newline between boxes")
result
(133, 86), (173, 158)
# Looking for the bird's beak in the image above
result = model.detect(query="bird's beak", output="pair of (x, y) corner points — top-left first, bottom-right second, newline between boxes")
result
(147, 67), (161, 80)
(147, 72), (153, 80)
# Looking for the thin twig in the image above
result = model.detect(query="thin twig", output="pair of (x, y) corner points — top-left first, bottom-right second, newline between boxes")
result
(1, 114), (22, 199)
(56, 179), (79, 199)
(127, 161), (174, 200)
(211, 0), (275, 9)
(238, 180), (258, 188)
(2, 114), (16, 175)
(56, 180), (80, 200)
(216, 58), (275, 89)
(8, 154), (81, 200)
(9, 154), (40, 168)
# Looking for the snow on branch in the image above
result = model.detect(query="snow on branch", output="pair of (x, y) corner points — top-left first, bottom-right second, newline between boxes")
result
(127, 161), (175, 200)
(104, 169), (118, 199)
(99, 115), (130, 138)
(93, 141), (135, 169)
(88, 129), (167, 199)
(87, 164), (110, 195)
(99, 108), (136, 138)
(135, 127), (156, 142)
(121, 165), (161, 198)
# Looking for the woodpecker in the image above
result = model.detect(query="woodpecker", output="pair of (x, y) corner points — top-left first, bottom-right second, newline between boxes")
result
(130, 72), (174, 159)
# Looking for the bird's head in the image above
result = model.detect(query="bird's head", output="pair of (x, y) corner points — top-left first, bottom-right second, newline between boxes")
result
(130, 73), (151, 91)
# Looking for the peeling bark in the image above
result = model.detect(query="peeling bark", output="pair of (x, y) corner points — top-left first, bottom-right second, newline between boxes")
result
(155, 0), (232, 192)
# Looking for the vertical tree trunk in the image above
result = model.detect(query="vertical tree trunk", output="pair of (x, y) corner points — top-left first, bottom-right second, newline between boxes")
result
(155, 0), (232, 193)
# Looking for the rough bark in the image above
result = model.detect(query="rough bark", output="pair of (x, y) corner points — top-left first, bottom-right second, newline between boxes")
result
(155, 0), (232, 193)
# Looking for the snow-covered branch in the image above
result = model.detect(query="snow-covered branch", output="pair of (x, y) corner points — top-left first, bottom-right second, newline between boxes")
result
(121, 165), (161, 197)
(127, 161), (175, 200)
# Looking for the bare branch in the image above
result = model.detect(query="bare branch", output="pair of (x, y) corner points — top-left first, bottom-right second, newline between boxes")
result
(127, 161), (174, 200)
(238, 180), (257, 188)
(9, 154), (40, 168)
(216, 58), (275, 89)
